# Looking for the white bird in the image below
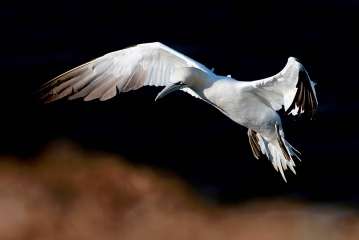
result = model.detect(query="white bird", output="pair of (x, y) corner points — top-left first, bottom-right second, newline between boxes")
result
(40, 42), (318, 182)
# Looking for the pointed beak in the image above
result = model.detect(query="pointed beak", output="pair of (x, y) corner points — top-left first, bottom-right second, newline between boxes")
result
(155, 82), (185, 101)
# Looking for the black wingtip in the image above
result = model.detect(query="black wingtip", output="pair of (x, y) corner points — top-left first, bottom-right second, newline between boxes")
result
(286, 66), (318, 119)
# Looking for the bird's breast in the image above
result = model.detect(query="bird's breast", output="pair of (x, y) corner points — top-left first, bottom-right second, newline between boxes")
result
(202, 79), (243, 112)
(200, 79), (269, 128)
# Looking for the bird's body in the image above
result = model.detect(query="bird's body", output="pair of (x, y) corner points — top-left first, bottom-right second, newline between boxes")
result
(41, 42), (318, 181)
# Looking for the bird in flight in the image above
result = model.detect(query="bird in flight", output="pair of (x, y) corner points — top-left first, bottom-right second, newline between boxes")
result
(40, 42), (318, 182)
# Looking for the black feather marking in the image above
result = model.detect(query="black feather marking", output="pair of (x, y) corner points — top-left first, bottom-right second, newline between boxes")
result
(286, 66), (318, 117)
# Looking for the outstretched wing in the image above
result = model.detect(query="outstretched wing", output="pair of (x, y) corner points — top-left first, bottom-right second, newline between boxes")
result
(40, 42), (212, 103)
(250, 57), (318, 118)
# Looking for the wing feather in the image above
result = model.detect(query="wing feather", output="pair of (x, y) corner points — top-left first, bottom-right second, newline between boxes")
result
(40, 42), (211, 103)
(251, 57), (318, 118)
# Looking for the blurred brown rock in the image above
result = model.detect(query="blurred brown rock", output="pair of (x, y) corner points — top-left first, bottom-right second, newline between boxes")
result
(0, 142), (358, 240)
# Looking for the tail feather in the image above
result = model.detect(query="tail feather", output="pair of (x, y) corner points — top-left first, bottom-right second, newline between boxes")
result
(285, 140), (302, 162)
(249, 129), (300, 182)
(267, 140), (298, 182)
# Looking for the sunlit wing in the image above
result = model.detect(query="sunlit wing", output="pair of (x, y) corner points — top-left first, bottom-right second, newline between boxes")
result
(251, 57), (318, 118)
(40, 42), (212, 103)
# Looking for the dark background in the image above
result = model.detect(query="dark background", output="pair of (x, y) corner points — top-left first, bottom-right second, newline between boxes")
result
(1, 0), (358, 204)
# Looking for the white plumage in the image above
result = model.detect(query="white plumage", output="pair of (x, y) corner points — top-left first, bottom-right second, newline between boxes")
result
(41, 42), (318, 182)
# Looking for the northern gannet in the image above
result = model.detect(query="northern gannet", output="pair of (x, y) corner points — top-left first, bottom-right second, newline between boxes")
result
(40, 42), (318, 181)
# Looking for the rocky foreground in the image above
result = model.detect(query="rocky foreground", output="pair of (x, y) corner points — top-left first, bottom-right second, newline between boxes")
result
(0, 143), (358, 240)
